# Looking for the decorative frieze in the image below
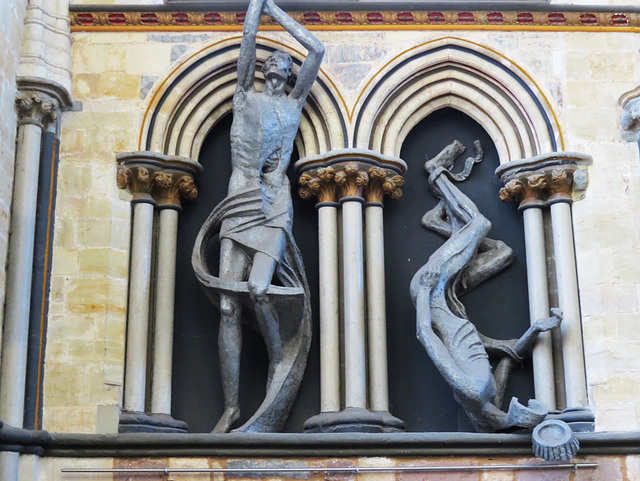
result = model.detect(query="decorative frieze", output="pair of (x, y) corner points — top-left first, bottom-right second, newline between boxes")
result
(70, 9), (640, 31)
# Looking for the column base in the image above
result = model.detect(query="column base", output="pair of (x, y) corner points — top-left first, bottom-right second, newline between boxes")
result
(546, 407), (595, 432)
(118, 412), (189, 434)
(303, 407), (404, 433)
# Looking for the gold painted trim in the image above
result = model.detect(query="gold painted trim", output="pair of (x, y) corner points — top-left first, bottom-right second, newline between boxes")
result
(70, 10), (640, 33)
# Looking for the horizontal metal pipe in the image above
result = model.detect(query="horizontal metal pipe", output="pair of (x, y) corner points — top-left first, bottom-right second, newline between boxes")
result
(62, 463), (598, 474)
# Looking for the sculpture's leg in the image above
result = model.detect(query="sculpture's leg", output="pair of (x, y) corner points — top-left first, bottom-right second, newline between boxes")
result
(213, 239), (248, 433)
(248, 252), (284, 381)
(491, 310), (562, 408)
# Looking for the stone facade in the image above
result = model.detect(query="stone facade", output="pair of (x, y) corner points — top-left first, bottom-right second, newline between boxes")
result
(2, 0), (640, 480)
(27, 454), (640, 481)
(0, 0), (28, 334)
(49, 23), (640, 433)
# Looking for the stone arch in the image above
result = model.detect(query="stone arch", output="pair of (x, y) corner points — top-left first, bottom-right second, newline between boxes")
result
(352, 37), (563, 163)
(139, 36), (348, 161)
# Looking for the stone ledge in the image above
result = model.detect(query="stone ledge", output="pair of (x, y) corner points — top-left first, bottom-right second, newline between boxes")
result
(2, 427), (640, 458)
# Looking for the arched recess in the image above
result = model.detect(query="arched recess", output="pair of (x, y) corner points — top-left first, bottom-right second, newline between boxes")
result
(352, 37), (563, 163)
(139, 36), (348, 161)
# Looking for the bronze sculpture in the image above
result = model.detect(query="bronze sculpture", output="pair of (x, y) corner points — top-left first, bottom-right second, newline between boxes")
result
(192, 0), (324, 433)
(411, 140), (563, 432)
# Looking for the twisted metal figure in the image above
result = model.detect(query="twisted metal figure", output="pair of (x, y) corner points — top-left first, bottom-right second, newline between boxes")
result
(410, 140), (562, 432)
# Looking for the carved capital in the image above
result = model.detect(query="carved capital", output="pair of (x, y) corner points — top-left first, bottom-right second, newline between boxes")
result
(364, 166), (404, 203)
(298, 167), (338, 204)
(496, 152), (592, 209)
(334, 162), (369, 199)
(151, 170), (199, 209)
(117, 164), (156, 204)
(499, 172), (549, 209)
(116, 151), (202, 207)
(619, 86), (640, 142)
(15, 91), (59, 128)
(548, 168), (573, 203)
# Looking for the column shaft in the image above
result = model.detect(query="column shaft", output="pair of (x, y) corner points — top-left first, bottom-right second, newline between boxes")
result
(522, 207), (556, 410)
(123, 202), (155, 413)
(151, 208), (179, 415)
(550, 202), (588, 408)
(365, 205), (389, 412)
(318, 205), (341, 413)
(0, 122), (44, 426)
(341, 200), (367, 409)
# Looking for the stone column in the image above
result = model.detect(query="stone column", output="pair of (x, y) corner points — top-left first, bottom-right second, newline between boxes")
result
(336, 163), (369, 410)
(497, 152), (593, 431)
(363, 168), (404, 412)
(297, 149), (405, 433)
(299, 168), (341, 413)
(116, 152), (199, 433)
(0, 89), (59, 428)
(548, 168), (589, 411)
(149, 160), (200, 432)
(116, 157), (157, 422)
(499, 173), (556, 410)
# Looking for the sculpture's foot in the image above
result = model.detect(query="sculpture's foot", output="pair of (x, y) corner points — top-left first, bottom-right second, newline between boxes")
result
(506, 397), (548, 429)
(212, 407), (240, 433)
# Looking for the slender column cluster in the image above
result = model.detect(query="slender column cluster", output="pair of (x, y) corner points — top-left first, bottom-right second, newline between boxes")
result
(116, 151), (201, 433)
(497, 152), (593, 429)
(0, 90), (60, 428)
(298, 149), (405, 433)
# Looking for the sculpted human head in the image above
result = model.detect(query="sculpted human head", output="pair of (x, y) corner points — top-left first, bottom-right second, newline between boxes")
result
(262, 51), (293, 94)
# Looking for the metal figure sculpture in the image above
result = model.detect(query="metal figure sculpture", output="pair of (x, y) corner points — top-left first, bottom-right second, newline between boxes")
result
(410, 140), (563, 432)
(192, 0), (324, 433)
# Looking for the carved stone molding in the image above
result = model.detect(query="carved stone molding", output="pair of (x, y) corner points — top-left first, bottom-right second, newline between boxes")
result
(116, 151), (202, 207)
(151, 170), (199, 209)
(619, 86), (640, 143)
(15, 91), (59, 129)
(335, 162), (370, 199)
(299, 167), (338, 204)
(296, 148), (406, 204)
(69, 9), (640, 31)
(365, 167), (404, 204)
(496, 152), (592, 209)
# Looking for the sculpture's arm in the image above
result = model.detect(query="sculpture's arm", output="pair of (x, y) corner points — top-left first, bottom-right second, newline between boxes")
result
(236, 0), (267, 92)
(264, 0), (324, 103)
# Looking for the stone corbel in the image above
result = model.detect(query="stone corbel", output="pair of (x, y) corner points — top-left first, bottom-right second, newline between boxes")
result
(619, 86), (640, 142)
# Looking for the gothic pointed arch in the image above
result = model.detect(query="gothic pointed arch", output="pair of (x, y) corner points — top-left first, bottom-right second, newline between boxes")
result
(352, 37), (563, 163)
(139, 36), (348, 161)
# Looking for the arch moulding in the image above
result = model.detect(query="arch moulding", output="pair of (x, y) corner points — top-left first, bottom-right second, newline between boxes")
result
(138, 36), (349, 163)
(352, 37), (564, 163)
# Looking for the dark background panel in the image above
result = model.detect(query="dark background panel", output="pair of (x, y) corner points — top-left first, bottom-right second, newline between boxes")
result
(172, 107), (533, 433)
(387, 107), (532, 432)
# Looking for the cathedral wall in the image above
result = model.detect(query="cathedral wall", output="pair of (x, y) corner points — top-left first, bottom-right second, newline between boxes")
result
(0, 0), (28, 330)
(28, 453), (640, 481)
(48, 24), (640, 434)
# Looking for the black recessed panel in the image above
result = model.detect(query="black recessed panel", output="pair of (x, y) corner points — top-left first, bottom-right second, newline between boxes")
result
(386, 107), (532, 432)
